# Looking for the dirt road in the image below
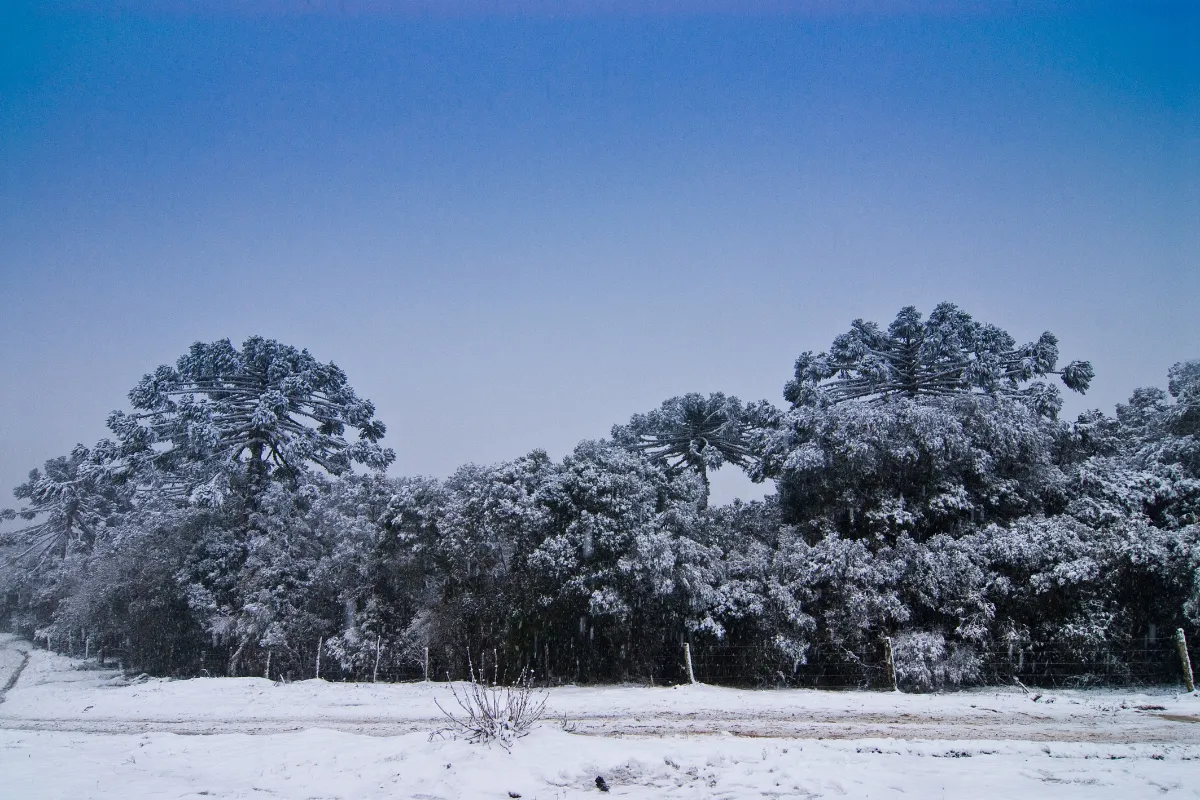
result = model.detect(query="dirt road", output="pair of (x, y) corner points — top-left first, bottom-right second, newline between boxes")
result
(1, 633), (1196, 743)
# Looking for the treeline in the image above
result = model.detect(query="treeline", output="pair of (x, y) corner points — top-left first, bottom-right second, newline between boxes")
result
(2, 303), (1198, 689)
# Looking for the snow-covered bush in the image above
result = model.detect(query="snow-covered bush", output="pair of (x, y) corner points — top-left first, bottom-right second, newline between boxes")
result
(432, 663), (547, 751)
(891, 631), (981, 692)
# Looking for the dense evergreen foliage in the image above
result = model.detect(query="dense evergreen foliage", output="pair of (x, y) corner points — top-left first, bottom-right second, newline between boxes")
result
(612, 392), (756, 507)
(2, 313), (1198, 689)
(784, 303), (1094, 415)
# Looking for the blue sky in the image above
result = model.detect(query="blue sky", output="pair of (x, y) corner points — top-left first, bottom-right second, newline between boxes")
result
(1, 2), (1197, 504)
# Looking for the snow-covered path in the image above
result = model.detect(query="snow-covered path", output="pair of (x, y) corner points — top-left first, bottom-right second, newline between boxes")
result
(1, 634), (1199, 799)
(5, 726), (1200, 800)
(2, 634), (1197, 743)
(0, 634), (29, 701)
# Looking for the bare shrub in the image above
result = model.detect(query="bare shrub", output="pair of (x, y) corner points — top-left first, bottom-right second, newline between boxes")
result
(431, 656), (548, 751)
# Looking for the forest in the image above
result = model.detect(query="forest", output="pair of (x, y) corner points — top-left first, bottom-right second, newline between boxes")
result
(2, 302), (1197, 691)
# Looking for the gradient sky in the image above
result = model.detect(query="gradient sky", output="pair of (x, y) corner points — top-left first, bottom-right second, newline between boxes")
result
(1, 1), (1197, 507)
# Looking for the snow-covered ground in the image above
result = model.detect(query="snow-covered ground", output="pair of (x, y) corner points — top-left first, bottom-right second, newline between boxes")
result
(1, 634), (1198, 799)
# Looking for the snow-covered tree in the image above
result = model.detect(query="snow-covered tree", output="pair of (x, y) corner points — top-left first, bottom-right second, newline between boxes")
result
(523, 440), (709, 681)
(410, 453), (553, 678)
(79, 337), (397, 675)
(612, 393), (758, 506)
(6, 321), (1195, 686)
(1118, 360), (1200, 478)
(783, 303), (1093, 416)
(105, 336), (394, 500)
(754, 394), (1061, 539)
(47, 498), (212, 674)
(1, 445), (128, 563)
(0, 446), (132, 642)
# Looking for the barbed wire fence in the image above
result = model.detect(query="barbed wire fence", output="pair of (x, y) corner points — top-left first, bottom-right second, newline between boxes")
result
(299, 631), (1198, 691)
(20, 615), (1198, 692)
(686, 632), (1199, 691)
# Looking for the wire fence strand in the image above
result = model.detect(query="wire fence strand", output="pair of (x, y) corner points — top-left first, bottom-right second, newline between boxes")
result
(687, 639), (1200, 690)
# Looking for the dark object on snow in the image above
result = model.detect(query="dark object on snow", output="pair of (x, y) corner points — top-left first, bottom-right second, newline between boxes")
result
(508, 793), (522, 798)
(595, 775), (610, 792)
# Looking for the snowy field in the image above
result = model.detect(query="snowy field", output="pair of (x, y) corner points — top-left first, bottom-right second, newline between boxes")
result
(2, 635), (1198, 799)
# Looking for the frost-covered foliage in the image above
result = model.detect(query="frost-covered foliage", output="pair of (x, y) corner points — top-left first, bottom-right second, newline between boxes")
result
(104, 336), (394, 499)
(2, 338), (396, 677)
(432, 663), (548, 750)
(754, 394), (1062, 538)
(891, 630), (982, 691)
(612, 393), (760, 505)
(2, 326), (1197, 688)
(784, 303), (1093, 415)
(1, 445), (130, 563)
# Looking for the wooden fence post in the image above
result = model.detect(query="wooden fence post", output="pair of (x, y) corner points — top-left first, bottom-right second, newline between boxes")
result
(423, 646), (430, 682)
(683, 642), (697, 685)
(315, 637), (322, 680)
(1177, 629), (1195, 693)
(265, 651), (272, 680)
(884, 636), (899, 692)
(372, 635), (381, 683)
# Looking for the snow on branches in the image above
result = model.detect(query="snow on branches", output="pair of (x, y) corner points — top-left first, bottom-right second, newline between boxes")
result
(784, 303), (1094, 416)
(107, 336), (394, 490)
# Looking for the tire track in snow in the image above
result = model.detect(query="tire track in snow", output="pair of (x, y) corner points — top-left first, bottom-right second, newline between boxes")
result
(0, 641), (31, 705)
(1, 712), (1197, 742)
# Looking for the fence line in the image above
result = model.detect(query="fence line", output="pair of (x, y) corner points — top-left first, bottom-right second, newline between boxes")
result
(23, 624), (1200, 689)
(685, 639), (1200, 689)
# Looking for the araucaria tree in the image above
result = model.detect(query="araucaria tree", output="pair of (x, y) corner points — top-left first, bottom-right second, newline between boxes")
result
(2, 337), (396, 676)
(1, 445), (128, 563)
(784, 303), (1094, 416)
(106, 336), (394, 496)
(103, 337), (397, 675)
(3, 317), (1197, 690)
(612, 392), (755, 505)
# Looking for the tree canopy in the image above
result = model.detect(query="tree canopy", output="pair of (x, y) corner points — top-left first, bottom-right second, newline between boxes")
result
(783, 303), (1094, 416)
(612, 392), (755, 503)
(1, 445), (128, 562)
(104, 336), (394, 500)
(3, 319), (1197, 692)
